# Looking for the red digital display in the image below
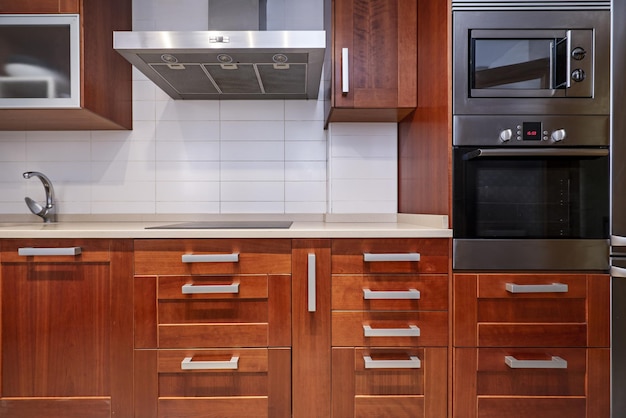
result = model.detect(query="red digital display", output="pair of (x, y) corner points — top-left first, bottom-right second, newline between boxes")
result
(523, 122), (542, 140)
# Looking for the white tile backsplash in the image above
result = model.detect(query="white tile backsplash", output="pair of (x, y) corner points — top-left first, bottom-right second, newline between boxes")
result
(0, 0), (398, 217)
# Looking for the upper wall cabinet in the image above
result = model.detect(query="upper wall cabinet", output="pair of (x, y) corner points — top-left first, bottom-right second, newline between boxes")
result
(326, 0), (417, 124)
(0, 0), (132, 130)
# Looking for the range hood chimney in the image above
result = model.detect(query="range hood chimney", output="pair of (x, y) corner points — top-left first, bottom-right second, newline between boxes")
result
(114, 0), (325, 100)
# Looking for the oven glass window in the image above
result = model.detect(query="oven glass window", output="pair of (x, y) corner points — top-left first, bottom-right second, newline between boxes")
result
(453, 149), (609, 239)
(471, 39), (558, 90)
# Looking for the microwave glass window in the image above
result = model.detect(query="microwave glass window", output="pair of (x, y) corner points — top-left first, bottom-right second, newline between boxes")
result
(472, 39), (554, 90)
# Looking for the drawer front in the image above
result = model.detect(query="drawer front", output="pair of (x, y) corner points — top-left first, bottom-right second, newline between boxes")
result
(477, 398), (586, 418)
(332, 311), (448, 347)
(134, 239), (291, 275)
(475, 348), (586, 396)
(159, 323), (269, 348)
(158, 275), (268, 300)
(332, 347), (447, 418)
(1, 238), (111, 262)
(158, 398), (268, 418)
(454, 273), (610, 348)
(331, 238), (449, 274)
(332, 274), (447, 311)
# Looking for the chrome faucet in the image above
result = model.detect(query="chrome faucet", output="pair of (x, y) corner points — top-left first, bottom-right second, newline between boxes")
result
(23, 171), (57, 223)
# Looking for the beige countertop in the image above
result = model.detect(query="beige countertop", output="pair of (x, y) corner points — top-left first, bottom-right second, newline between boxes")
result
(0, 213), (451, 239)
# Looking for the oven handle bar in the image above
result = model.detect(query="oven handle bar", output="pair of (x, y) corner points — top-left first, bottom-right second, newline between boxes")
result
(463, 148), (608, 160)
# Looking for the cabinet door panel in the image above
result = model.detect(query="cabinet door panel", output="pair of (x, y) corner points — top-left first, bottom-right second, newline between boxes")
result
(477, 398), (586, 418)
(0, 1), (78, 13)
(0, 399), (110, 418)
(1, 263), (110, 397)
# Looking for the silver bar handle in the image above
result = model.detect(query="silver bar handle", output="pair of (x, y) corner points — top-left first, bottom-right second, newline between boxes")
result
(611, 266), (626, 278)
(18, 247), (82, 256)
(181, 356), (239, 370)
(181, 253), (239, 263)
(363, 288), (421, 300)
(182, 283), (239, 294)
(505, 355), (567, 369)
(505, 282), (568, 293)
(611, 235), (626, 246)
(341, 47), (349, 94)
(363, 355), (421, 369)
(308, 253), (316, 312)
(363, 253), (420, 262)
(464, 148), (608, 160)
(363, 324), (420, 337)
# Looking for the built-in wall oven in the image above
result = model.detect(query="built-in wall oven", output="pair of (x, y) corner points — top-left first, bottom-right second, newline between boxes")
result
(452, 0), (611, 271)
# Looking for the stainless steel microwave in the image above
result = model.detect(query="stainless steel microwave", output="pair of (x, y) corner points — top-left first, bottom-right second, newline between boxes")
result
(0, 14), (80, 108)
(452, 9), (610, 116)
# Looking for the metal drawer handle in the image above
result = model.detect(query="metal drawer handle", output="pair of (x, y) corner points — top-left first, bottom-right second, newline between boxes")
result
(363, 253), (420, 262)
(611, 266), (626, 278)
(181, 283), (239, 294)
(341, 47), (349, 94)
(18, 247), (82, 256)
(363, 355), (421, 369)
(505, 355), (567, 369)
(181, 253), (239, 263)
(308, 253), (316, 312)
(181, 356), (239, 370)
(505, 282), (568, 293)
(363, 288), (421, 300)
(363, 324), (420, 337)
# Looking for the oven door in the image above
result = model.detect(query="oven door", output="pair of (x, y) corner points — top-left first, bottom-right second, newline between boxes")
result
(453, 147), (609, 270)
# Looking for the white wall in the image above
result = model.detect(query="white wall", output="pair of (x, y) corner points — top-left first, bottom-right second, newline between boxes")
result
(0, 0), (397, 216)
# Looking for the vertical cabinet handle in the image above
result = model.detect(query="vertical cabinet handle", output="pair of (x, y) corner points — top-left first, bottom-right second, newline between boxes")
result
(18, 247), (82, 256)
(505, 283), (568, 293)
(363, 324), (420, 337)
(181, 253), (239, 263)
(181, 283), (239, 294)
(341, 47), (349, 94)
(363, 288), (420, 300)
(181, 356), (239, 370)
(363, 253), (420, 262)
(505, 355), (567, 369)
(363, 355), (421, 369)
(308, 253), (316, 312)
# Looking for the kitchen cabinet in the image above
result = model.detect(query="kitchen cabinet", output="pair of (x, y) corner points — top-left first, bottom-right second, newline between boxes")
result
(330, 238), (449, 418)
(326, 0), (417, 124)
(0, 239), (133, 418)
(0, 0), (132, 130)
(453, 272), (610, 418)
(133, 239), (292, 418)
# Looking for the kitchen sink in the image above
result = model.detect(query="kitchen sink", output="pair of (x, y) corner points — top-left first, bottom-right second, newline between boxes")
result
(145, 221), (293, 229)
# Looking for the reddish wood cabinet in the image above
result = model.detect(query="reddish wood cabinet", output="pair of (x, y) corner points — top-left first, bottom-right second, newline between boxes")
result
(331, 238), (449, 418)
(326, 0), (417, 124)
(0, 239), (133, 418)
(0, 0), (132, 130)
(133, 239), (292, 418)
(453, 273), (610, 418)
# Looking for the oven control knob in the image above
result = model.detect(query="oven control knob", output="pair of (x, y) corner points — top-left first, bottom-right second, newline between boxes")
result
(499, 129), (513, 142)
(571, 47), (587, 60)
(551, 129), (567, 142)
(571, 68), (586, 82)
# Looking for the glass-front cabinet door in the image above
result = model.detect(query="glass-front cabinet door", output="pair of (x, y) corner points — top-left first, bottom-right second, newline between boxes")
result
(0, 14), (80, 108)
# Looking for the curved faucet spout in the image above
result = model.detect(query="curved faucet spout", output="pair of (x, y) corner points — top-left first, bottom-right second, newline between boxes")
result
(23, 171), (56, 223)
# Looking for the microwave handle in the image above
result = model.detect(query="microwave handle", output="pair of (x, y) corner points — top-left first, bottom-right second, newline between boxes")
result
(463, 148), (608, 160)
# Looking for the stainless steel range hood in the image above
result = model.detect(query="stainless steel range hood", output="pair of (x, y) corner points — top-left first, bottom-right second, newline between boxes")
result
(113, 0), (325, 100)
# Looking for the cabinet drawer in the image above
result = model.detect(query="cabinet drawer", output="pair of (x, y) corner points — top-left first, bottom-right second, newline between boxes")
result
(331, 239), (448, 274)
(454, 273), (610, 347)
(158, 275), (268, 300)
(332, 347), (447, 418)
(332, 311), (448, 347)
(332, 274), (447, 310)
(1, 238), (111, 262)
(134, 239), (291, 275)
(158, 398), (269, 418)
(159, 323), (269, 348)
(477, 398), (586, 418)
